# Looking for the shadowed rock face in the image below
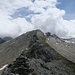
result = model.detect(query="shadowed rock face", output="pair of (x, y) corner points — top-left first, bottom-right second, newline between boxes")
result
(1, 30), (75, 75)
(1, 56), (33, 75)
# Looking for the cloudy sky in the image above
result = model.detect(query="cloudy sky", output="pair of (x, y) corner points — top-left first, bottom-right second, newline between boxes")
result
(57, 0), (75, 20)
(0, 0), (75, 38)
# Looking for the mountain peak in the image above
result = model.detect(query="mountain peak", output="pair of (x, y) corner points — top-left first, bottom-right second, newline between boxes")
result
(0, 30), (75, 75)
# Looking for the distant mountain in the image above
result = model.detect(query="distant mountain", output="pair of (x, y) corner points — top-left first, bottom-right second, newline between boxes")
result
(3, 37), (12, 41)
(0, 38), (5, 44)
(0, 37), (12, 44)
(45, 32), (75, 43)
(0, 30), (75, 75)
(63, 38), (75, 43)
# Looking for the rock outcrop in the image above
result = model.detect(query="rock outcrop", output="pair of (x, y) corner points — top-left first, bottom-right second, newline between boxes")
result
(0, 30), (75, 75)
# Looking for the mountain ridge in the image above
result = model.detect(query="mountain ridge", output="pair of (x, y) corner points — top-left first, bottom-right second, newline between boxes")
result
(0, 30), (75, 75)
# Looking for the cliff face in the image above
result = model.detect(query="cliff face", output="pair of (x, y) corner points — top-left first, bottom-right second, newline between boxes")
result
(0, 30), (75, 75)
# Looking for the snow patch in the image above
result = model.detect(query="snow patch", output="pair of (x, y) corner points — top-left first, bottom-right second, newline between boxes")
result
(56, 42), (58, 45)
(47, 38), (49, 40)
(65, 40), (71, 43)
(72, 42), (75, 44)
(0, 64), (8, 71)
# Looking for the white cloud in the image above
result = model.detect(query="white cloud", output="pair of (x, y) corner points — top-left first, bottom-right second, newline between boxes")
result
(0, 0), (75, 38)
(13, 18), (34, 35)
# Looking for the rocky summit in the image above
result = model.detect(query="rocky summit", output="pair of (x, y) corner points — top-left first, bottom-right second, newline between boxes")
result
(0, 30), (75, 75)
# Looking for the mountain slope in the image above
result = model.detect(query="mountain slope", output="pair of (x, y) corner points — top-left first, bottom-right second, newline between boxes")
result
(46, 35), (75, 64)
(0, 30), (45, 74)
(0, 30), (75, 75)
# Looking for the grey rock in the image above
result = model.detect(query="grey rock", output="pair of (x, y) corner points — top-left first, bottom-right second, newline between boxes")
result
(45, 32), (51, 38)
(0, 30), (75, 75)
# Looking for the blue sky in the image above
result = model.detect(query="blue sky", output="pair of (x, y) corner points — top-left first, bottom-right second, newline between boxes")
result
(57, 0), (75, 20)
(11, 7), (40, 22)
(11, 0), (75, 21)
